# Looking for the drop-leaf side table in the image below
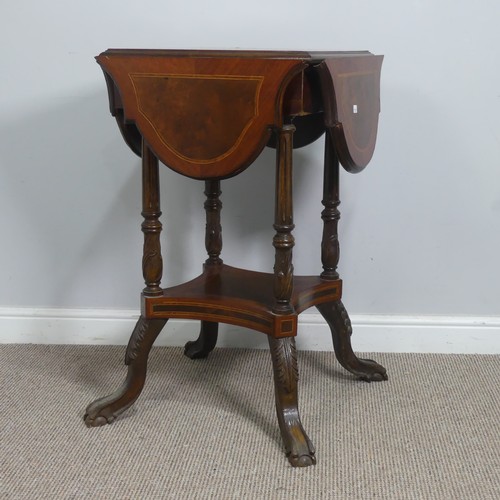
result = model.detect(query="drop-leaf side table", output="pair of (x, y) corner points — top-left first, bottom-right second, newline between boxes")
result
(84, 49), (388, 467)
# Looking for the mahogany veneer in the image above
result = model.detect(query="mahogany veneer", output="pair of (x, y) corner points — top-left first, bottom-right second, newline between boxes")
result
(84, 49), (388, 467)
(142, 264), (341, 337)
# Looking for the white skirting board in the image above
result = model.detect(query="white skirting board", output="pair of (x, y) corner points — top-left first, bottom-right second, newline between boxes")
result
(1, 307), (499, 354)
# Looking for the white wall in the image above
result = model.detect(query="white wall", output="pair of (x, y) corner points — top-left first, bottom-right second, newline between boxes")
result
(1, 1), (499, 323)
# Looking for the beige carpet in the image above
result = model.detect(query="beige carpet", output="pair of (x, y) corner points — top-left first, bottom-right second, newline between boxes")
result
(1, 344), (499, 499)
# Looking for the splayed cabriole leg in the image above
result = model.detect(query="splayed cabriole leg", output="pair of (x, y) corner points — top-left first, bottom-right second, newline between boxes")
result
(268, 336), (316, 467)
(318, 132), (387, 382)
(184, 321), (219, 359)
(316, 300), (387, 382)
(84, 317), (167, 426)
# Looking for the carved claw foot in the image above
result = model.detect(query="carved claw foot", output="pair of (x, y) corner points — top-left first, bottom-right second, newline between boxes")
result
(84, 389), (133, 427)
(184, 321), (219, 359)
(349, 358), (388, 382)
(84, 413), (113, 427)
(84, 317), (167, 427)
(268, 335), (316, 467)
(283, 417), (317, 467)
(317, 300), (388, 382)
(288, 451), (317, 468)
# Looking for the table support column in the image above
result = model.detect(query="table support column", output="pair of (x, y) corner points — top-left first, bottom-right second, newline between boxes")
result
(204, 180), (223, 266)
(273, 125), (295, 314)
(320, 131), (340, 280)
(141, 141), (163, 297)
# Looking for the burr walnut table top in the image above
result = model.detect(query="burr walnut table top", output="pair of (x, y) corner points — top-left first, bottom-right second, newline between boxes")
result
(97, 49), (383, 178)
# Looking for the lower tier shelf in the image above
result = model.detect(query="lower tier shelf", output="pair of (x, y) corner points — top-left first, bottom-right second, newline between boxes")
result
(142, 264), (342, 337)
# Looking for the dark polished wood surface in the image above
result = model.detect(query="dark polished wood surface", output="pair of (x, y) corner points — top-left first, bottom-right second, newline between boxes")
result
(97, 49), (382, 178)
(142, 264), (341, 337)
(85, 49), (387, 468)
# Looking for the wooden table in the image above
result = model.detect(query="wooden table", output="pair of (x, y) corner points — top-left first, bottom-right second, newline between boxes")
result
(84, 49), (388, 467)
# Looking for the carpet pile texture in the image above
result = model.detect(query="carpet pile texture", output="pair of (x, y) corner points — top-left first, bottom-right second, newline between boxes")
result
(1, 345), (499, 499)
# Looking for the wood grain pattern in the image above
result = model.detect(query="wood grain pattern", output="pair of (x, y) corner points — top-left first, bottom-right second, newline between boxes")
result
(317, 300), (388, 382)
(204, 180), (223, 266)
(97, 49), (383, 177)
(87, 49), (386, 468)
(273, 125), (295, 314)
(317, 55), (383, 172)
(96, 52), (307, 179)
(268, 335), (316, 466)
(141, 142), (163, 296)
(320, 132), (341, 279)
(269, 335), (299, 393)
(85, 317), (167, 427)
(141, 264), (341, 337)
(130, 74), (262, 162)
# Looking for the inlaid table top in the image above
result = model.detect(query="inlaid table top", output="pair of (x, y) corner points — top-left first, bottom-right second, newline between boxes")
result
(97, 49), (383, 178)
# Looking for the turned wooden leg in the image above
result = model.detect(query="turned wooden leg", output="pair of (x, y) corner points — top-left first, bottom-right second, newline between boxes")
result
(84, 317), (167, 426)
(320, 131), (340, 281)
(141, 141), (163, 297)
(268, 336), (316, 467)
(203, 179), (223, 267)
(184, 321), (219, 359)
(273, 125), (295, 314)
(317, 300), (387, 382)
